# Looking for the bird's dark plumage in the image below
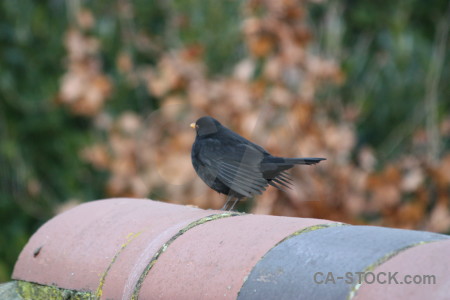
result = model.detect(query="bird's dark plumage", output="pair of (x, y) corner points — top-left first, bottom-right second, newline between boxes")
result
(191, 116), (325, 210)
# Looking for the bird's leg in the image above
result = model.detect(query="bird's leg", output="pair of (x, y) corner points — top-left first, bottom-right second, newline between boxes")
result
(228, 197), (241, 211)
(221, 193), (235, 210)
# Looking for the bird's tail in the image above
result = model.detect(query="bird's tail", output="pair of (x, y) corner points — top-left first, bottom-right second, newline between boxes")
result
(281, 157), (326, 165)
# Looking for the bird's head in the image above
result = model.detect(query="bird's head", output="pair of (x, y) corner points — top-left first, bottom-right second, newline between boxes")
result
(190, 116), (222, 137)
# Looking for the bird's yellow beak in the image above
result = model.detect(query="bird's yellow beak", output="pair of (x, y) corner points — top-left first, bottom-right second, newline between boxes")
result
(190, 122), (197, 129)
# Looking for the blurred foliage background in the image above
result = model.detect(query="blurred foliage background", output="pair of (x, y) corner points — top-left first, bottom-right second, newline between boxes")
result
(1, 0), (449, 282)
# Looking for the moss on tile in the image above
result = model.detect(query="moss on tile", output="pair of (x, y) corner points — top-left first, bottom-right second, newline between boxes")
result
(131, 212), (242, 300)
(16, 280), (92, 300)
(274, 222), (348, 248)
(95, 231), (142, 299)
(347, 240), (433, 300)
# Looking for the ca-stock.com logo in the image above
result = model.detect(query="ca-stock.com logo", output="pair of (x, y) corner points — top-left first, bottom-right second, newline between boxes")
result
(313, 271), (436, 285)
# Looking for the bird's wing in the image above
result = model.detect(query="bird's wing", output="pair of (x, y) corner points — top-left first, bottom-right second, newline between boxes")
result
(200, 142), (268, 198)
(268, 171), (294, 193)
(218, 159), (268, 197)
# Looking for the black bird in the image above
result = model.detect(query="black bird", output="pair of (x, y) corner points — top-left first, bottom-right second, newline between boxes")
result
(190, 116), (325, 210)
